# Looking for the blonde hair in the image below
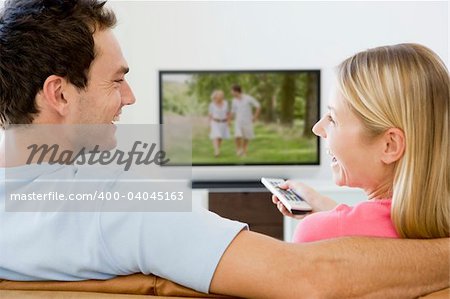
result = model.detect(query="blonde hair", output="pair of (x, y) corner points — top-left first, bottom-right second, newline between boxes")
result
(211, 90), (224, 101)
(336, 43), (449, 238)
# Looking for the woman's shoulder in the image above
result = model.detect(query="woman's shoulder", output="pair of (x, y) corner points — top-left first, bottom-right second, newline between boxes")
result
(293, 199), (397, 242)
(337, 199), (392, 217)
(337, 199), (397, 237)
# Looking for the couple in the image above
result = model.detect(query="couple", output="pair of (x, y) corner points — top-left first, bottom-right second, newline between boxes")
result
(208, 85), (261, 157)
(0, 0), (448, 298)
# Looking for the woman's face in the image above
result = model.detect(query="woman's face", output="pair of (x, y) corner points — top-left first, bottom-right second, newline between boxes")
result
(312, 89), (389, 193)
(214, 92), (224, 103)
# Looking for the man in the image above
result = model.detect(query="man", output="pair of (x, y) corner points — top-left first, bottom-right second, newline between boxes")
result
(0, 1), (448, 298)
(230, 85), (261, 157)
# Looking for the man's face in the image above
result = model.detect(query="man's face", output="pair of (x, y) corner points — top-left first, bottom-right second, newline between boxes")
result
(66, 29), (135, 150)
(72, 29), (135, 125)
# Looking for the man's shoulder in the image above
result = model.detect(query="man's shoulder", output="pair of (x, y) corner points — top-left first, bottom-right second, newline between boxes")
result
(2, 163), (71, 180)
(243, 94), (258, 103)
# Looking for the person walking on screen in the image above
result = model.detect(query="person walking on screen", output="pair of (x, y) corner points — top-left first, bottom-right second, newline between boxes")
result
(208, 90), (230, 157)
(230, 84), (261, 157)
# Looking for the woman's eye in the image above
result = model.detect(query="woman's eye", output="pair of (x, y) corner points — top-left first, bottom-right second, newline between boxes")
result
(114, 79), (124, 83)
(327, 114), (335, 124)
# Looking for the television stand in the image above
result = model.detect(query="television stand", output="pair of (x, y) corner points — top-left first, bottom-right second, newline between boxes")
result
(192, 180), (264, 190)
(208, 189), (283, 240)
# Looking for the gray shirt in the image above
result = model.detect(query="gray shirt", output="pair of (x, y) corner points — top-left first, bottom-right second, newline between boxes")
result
(231, 94), (260, 125)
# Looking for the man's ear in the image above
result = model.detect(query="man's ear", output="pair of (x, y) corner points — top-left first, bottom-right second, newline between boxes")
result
(41, 75), (73, 117)
(380, 128), (405, 164)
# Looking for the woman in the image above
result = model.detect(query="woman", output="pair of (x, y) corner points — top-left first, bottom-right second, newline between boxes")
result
(208, 89), (230, 157)
(274, 43), (449, 241)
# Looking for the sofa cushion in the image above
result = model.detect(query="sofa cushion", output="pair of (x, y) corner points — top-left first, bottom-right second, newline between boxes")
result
(0, 274), (232, 298)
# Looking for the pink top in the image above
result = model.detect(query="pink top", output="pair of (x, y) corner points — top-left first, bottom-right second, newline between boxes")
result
(292, 199), (399, 243)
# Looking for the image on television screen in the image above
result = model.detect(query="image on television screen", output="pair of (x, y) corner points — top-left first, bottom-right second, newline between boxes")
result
(160, 70), (320, 166)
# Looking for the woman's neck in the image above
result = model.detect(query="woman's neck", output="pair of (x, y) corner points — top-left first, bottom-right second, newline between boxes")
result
(366, 180), (393, 200)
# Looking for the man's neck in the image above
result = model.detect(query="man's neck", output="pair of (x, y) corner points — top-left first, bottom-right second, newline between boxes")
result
(0, 133), (5, 168)
(0, 126), (73, 168)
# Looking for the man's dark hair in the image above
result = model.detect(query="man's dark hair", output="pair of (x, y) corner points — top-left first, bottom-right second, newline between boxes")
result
(231, 84), (242, 93)
(0, 0), (116, 128)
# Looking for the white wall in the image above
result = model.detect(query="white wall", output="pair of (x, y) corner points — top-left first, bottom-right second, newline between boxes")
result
(108, 1), (448, 181)
(110, 0), (448, 125)
(0, 1), (447, 181)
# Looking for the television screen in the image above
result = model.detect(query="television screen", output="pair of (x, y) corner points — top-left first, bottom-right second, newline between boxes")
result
(159, 70), (320, 166)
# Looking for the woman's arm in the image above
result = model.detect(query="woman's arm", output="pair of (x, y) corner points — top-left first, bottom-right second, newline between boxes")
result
(210, 230), (449, 298)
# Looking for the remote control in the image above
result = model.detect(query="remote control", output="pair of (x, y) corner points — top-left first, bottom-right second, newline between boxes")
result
(261, 178), (312, 215)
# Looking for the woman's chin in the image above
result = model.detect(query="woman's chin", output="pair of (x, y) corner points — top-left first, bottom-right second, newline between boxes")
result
(332, 177), (346, 186)
(331, 169), (347, 186)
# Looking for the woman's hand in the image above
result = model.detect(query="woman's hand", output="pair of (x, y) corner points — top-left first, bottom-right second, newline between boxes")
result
(272, 180), (338, 219)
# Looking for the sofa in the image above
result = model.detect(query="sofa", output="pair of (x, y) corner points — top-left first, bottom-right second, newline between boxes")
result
(0, 273), (448, 298)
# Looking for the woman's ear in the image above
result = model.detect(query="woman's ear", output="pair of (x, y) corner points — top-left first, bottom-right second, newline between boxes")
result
(41, 75), (72, 117)
(381, 128), (405, 164)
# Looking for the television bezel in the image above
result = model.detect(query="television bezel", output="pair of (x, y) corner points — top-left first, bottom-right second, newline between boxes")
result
(159, 69), (321, 167)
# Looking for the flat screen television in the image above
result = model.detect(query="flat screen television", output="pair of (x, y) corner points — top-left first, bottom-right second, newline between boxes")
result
(159, 70), (321, 186)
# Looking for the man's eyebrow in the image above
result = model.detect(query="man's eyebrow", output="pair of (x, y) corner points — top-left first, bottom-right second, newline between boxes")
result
(114, 66), (129, 76)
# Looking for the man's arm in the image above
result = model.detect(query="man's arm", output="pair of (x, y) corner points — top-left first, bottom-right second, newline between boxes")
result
(252, 107), (261, 122)
(250, 97), (261, 122)
(210, 230), (449, 298)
